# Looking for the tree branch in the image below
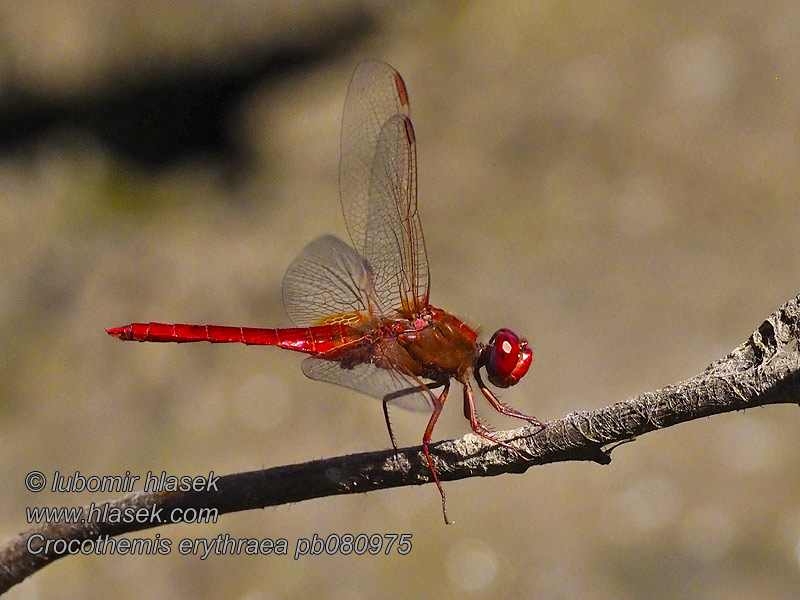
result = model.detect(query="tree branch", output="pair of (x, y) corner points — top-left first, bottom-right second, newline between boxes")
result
(2, 293), (799, 594)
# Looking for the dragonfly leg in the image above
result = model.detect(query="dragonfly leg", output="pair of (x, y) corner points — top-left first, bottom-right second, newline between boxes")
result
(421, 381), (453, 524)
(382, 380), (447, 453)
(382, 396), (400, 453)
(462, 380), (531, 460)
(474, 369), (546, 427)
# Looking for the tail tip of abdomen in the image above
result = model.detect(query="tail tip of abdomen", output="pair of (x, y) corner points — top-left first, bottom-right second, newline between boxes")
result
(106, 325), (132, 340)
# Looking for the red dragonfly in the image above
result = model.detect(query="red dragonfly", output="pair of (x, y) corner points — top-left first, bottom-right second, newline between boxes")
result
(108, 61), (543, 523)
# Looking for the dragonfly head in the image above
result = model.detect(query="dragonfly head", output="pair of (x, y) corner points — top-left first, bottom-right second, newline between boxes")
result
(483, 328), (533, 388)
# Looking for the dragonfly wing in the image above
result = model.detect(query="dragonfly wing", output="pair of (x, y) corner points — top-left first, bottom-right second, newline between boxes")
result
(301, 356), (436, 412)
(364, 114), (428, 317)
(282, 235), (372, 328)
(340, 61), (429, 318)
(340, 61), (409, 254)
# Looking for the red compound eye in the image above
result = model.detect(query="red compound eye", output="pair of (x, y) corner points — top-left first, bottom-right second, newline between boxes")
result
(486, 329), (533, 388)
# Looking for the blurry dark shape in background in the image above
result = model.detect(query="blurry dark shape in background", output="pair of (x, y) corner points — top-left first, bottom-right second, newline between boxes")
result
(0, 10), (372, 171)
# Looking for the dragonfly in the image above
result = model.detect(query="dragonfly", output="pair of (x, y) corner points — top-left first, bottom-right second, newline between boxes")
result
(108, 61), (544, 523)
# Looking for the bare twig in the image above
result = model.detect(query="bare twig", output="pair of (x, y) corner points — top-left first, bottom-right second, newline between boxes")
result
(1, 293), (799, 594)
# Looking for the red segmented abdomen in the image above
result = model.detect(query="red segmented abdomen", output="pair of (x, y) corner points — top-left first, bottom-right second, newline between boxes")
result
(106, 322), (361, 355)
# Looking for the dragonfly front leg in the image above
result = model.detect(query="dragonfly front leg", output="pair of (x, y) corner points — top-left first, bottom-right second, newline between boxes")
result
(421, 381), (453, 524)
(474, 369), (545, 427)
(462, 380), (532, 460)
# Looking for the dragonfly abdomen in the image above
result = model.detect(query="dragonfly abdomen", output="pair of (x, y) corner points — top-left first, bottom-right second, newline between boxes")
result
(106, 322), (360, 354)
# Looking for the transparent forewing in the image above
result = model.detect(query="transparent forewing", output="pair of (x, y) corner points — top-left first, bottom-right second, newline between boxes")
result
(340, 61), (429, 318)
(301, 355), (436, 412)
(361, 115), (428, 317)
(340, 61), (409, 253)
(281, 235), (373, 328)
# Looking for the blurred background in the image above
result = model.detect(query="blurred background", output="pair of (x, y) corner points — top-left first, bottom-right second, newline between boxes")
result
(2, 1), (800, 598)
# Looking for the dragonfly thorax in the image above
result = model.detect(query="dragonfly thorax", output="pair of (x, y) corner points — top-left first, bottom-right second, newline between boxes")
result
(392, 307), (479, 381)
